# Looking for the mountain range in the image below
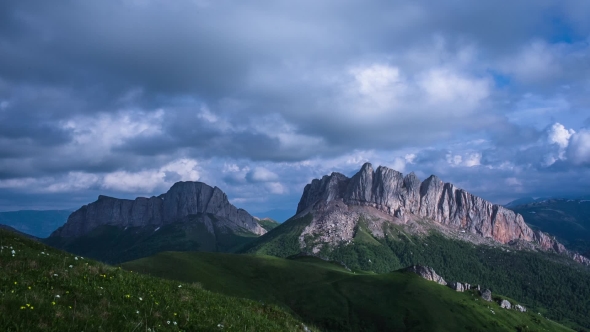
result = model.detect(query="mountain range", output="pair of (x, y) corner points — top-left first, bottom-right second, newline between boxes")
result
(3, 162), (590, 330)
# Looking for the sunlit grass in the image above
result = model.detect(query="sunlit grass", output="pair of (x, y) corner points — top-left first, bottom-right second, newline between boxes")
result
(0, 229), (314, 331)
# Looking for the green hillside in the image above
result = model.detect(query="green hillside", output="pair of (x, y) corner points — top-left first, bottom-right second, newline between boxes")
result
(508, 199), (590, 256)
(123, 251), (572, 332)
(44, 213), (259, 264)
(243, 214), (590, 330)
(256, 218), (280, 231)
(0, 228), (311, 332)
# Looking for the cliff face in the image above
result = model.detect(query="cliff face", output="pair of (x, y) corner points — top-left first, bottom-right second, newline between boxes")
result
(51, 181), (265, 238)
(297, 163), (587, 261)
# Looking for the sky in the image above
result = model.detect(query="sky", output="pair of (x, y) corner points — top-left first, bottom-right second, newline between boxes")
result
(1, 0), (590, 222)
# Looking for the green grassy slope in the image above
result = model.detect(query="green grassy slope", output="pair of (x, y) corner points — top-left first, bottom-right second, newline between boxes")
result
(0, 228), (312, 332)
(256, 218), (280, 231)
(123, 251), (572, 332)
(245, 215), (590, 330)
(44, 214), (259, 264)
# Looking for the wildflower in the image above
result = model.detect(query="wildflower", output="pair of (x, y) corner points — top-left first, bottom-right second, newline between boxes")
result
(218, 323), (224, 328)
(55, 295), (60, 298)
(54, 274), (58, 277)
(75, 257), (78, 260)
(11, 250), (15, 254)
(69, 306), (72, 309)
(136, 310), (140, 314)
(14, 282), (17, 285)
(66, 291), (69, 294)
(52, 302), (56, 305)
(178, 285), (182, 288)
(69, 265), (73, 268)
(174, 322), (177, 325)
(20, 306), (26, 310)
(174, 313), (177, 316)
(125, 294), (130, 298)
(139, 297), (143, 301)
(167, 321), (170, 325)
(30, 306), (34, 310)
(26, 304), (30, 307)
(28, 286), (31, 290)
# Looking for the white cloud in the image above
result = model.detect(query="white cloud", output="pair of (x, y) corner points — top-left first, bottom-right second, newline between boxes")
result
(246, 167), (279, 182)
(102, 158), (201, 192)
(419, 68), (490, 109)
(568, 129), (590, 165)
(548, 123), (575, 149)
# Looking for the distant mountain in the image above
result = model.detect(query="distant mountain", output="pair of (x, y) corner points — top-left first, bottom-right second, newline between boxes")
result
(0, 210), (71, 238)
(507, 198), (590, 257)
(0, 223), (39, 240)
(45, 181), (266, 264)
(254, 217), (280, 231)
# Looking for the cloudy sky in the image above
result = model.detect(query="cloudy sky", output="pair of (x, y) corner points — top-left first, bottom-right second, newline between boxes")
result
(1, 0), (590, 221)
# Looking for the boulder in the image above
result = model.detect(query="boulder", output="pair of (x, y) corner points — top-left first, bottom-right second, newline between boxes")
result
(480, 289), (492, 302)
(404, 265), (447, 285)
(448, 281), (469, 292)
(500, 299), (511, 309)
(514, 304), (526, 312)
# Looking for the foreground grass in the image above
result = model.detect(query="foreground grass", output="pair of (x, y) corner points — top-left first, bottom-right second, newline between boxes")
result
(0, 229), (313, 331)
(124, 251), (573, 332)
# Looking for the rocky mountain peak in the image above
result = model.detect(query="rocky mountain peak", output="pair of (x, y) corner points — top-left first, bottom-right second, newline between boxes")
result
(296, 163), (589, 264)
(51, 181), (265, 238)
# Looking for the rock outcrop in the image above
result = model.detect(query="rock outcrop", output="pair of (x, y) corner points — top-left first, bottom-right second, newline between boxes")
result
(500, 299), (512, 309)
(514, 304), (527, 312)
(404, 265), (447, 285)
(51, 181), (265, 238)
(448, 281), (470, 292)
(480, 289), (492, 302)
(296, 162), (588, 262)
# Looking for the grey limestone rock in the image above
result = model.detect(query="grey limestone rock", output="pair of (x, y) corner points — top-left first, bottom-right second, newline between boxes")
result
(404, 265), (447, 285)
(448, 281), (470, 292)
(500, 299), (512, 309)
(514, 304), (527, 312)
(296, 162), (587, 263)
(51, 181), (265, 238)
(481, 289), (492, 301)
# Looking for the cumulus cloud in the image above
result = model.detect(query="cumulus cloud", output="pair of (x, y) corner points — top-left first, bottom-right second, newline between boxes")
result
(568, 129), (590, 165)
(246, 167), (279, 183)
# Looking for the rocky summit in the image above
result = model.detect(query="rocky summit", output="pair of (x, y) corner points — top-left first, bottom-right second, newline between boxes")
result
(295, 162), (589, 264)
(51, 181), (266, 238)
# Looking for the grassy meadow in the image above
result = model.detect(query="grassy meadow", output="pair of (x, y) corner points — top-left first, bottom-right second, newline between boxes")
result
(123, 251), (573, 332)
(0, 229), (314, 332)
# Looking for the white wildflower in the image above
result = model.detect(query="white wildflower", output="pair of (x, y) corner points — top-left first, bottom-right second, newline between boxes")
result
(55, 295), (60, 298)
(174, 321), (177, 325)
(53, 274), (58, 277)
(75, 257), (78, 260)
(167, 321), (170, 325)
(139, 297), (143, 301)
(178, 285), (182, 288)
(69, 265), (73, 268)
(136, 310), (140, 314)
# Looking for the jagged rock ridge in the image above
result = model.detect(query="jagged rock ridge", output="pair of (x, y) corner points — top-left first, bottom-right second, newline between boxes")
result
(296, 162), (589, 264)
(51, 181), (265, 238)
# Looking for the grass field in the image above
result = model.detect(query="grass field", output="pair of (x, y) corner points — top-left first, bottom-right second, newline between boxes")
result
(123, 251), (573, 332)
(0, 229), (314, 331)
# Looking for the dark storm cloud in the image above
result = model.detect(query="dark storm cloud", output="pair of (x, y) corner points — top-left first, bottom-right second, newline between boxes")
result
(1, 0), (590, 213)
